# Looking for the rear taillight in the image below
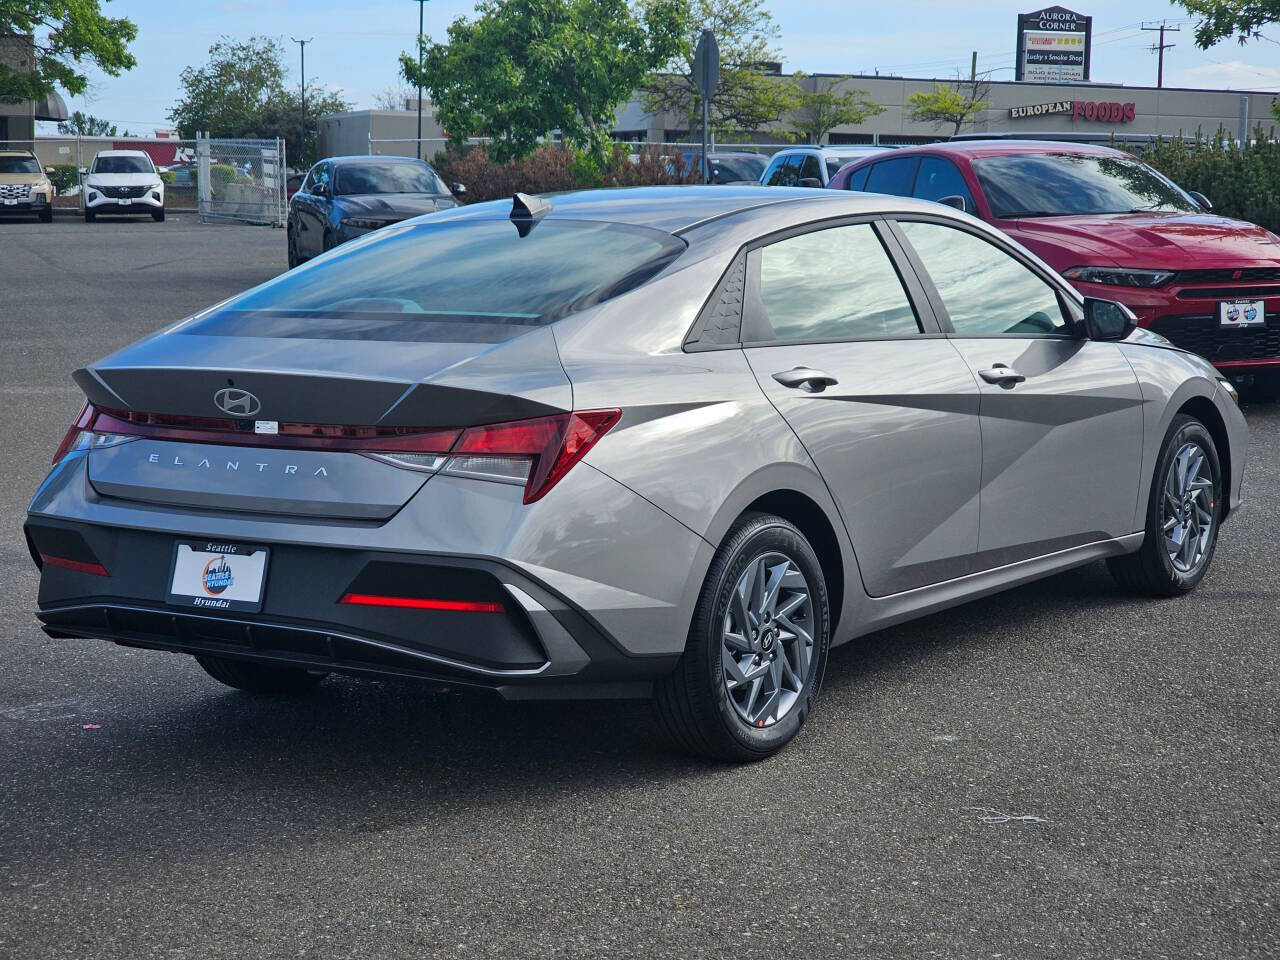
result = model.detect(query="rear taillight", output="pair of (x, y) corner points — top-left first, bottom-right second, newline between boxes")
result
(52, 403), (620, 504)
(449, 410), (620, 503)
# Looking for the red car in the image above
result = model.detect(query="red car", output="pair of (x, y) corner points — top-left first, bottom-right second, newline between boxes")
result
(829, 141), (1280, 378)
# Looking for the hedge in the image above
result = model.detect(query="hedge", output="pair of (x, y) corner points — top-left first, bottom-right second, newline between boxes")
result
(430, 143), (691, 204)
(47, 163), (79, 196)
(1121, 127), (1280, 233)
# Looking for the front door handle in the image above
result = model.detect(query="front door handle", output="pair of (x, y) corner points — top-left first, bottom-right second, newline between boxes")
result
(772, 367), (839, 393)
(978, 363), (1027, 386)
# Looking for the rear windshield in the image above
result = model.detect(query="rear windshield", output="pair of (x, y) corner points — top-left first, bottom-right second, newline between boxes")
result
(710, 156), (765, 183)
(92, 155), (154, 174)
(188, 218), (686, 343)
(335, 160), (448, 196)
(973, 153), (1198, 218)
(0, 156), (40, 175)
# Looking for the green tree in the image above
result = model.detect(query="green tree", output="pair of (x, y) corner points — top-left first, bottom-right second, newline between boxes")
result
(907, 78), (991, 137)
(0, 1), (136, 101)
(168, 36), (349, 165)
(402, 0), (686, 168)
(56, 109), (115, 136)
(789, 72), (884, 144)
(643, 0), (796, 139)
(1175, 0), (1280, 47)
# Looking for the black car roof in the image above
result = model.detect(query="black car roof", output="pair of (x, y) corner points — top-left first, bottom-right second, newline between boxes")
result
(327, 155), (425, 166)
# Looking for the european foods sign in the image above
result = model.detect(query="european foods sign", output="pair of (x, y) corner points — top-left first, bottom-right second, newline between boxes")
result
(1009, 99), (1136, 123)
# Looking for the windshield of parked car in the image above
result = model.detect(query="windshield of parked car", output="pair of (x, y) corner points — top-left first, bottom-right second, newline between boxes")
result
(0, 156), (40, 175)
(335, 161), (448, 196)
(186, 219), (687, 343)
(710, 156), (766, 183)
(972, 153), (1198, 218)
(91, 155), (154, 174)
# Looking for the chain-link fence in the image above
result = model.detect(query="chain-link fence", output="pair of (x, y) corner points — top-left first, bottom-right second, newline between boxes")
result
(195, 136), (287, 226)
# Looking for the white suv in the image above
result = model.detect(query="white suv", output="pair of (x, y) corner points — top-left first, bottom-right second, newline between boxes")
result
(759, 145), (893, 188)
(83, 150), (165, 222)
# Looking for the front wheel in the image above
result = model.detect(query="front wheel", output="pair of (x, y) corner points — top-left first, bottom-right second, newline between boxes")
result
(655, 513), (830, 762)
(1108, 414), (1222, 596)
(151, 206), (165, 222)
(83, 209), (95, 223)
(195, 655), (328, 695)
(39, 206), (53, 223)
(287, 225), (300, 268)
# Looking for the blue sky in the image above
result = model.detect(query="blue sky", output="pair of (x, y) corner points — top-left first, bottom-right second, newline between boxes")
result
(58, 0), (1280, 133)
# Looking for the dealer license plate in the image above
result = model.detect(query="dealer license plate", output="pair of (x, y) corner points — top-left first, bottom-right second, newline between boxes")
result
(1219, 299), (1265, 328)
(3, 199), (16, 206)
(167, 541), (269, 613)
(118, 198), (131, 205)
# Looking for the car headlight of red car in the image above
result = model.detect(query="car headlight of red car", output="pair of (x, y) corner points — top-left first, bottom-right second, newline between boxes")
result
(1062, 266), (1175, 288)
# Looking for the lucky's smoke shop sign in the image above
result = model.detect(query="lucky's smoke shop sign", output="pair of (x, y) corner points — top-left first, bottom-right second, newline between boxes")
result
(1009, 99), (1136, 123)
(1015, 6), (1092, 83)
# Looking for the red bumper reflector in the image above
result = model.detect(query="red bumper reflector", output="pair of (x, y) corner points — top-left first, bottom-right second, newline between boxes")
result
(339, 592), (504, 613)
(40, 554), (108, 577)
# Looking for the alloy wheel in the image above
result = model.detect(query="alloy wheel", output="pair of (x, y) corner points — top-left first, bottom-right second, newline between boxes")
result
(721, 552), (814, 728)
(1161, 441), (1215, 573)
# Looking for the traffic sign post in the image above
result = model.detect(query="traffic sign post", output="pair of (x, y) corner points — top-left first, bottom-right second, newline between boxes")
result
(693, 29), (719, 184)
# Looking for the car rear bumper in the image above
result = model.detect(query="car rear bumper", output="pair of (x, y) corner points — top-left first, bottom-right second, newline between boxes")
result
(1074, 279), (1280, 371)
(26, 451), (710, 698)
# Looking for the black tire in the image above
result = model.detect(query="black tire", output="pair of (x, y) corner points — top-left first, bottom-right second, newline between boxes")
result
(1107, 414), (1222, 597)
(655, 512), (830, 762)
(287, 225), (300, 268)
(152, 207), (165, 222)
(83, 209), (95, 223)
(321, 229), (334, 253)
(39, 206), (53, 223)
(195, 655), (328, 695)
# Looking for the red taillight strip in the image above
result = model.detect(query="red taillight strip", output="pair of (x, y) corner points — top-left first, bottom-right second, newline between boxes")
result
(88, 407), (461, 454)
(40, 554), (109, 577)
(339, 592), (504, 613)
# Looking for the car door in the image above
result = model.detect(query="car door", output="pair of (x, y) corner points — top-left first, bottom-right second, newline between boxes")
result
(891, 217), (1144, 569)
(298, 162), (332, 257)
(741, 219), (984, 597)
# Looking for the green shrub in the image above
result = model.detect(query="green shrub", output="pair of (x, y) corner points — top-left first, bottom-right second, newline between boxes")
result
(159, 170), (175, 186)
(47, 163), (79, 196)
(430, 143), (690, 204)
(209, 163), (239, 194)
(1117, 126), (1280, 233)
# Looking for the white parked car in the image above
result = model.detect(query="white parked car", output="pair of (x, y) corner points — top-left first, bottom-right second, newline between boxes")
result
(82, 150), (165, 222)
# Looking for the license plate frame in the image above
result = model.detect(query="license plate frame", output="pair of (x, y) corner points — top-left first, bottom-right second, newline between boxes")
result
(3, 199), (16, 206)
(118, 198), (131, 205)
(1219, 299), (1265, 329)
(166, 540), (270, 613)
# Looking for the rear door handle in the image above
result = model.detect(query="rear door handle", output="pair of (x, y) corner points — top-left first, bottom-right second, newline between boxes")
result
(978, 363), (1026, 386)
(772, 367), (839, 393)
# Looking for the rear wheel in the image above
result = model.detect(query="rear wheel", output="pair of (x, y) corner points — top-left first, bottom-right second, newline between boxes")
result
(195, 655), (328, 695)
(655, 513), (830, 761)
(1108, 414), (1221, 596)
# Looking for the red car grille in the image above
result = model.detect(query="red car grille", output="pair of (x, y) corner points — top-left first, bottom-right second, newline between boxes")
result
(1150, 314), (1280, 363)
(1175, 285), (1280, 301)
(1175, 267), (1280, 284)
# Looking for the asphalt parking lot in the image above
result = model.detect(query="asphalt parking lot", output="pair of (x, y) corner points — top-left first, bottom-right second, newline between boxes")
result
(1, 218), (1277, 959)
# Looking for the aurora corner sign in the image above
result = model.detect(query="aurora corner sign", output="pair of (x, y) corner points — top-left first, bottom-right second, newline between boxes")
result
(1015, 6), (1092, 83)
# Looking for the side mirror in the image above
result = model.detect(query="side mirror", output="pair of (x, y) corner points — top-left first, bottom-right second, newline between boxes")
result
(78, 167), (87, 175)
(937, 194), (967, 212)
(798, 177), (823, 188)
(451, 182), (466, 195)
(1083, 297), (1137, 341)
(1188, 190), (1212, 211)
(44, 166), (55, 174)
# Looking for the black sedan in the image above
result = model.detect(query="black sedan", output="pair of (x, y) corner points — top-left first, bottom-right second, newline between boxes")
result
(287, 156), (462, 267)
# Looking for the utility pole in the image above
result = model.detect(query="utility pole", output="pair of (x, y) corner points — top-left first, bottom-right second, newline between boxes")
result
(291, 37), (312, 164)
(1141, 20), (1179, 88)
(414, 0), (429, 159)
(970, 50), (977, 82)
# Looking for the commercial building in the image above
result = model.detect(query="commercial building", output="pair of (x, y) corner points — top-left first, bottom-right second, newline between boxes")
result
(0, 33), (68, 146)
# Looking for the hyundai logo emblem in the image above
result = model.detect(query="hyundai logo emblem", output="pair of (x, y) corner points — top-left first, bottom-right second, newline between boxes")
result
(213, 387), (261, 417)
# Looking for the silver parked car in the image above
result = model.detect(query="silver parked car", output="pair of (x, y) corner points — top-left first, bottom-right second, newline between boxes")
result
(26, 186), (1247, 761)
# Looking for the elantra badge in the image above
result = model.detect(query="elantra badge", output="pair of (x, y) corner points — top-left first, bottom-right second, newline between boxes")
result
(213, 387), (261, 417)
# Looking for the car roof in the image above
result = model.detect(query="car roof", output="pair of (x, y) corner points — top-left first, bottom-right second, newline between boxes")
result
(842, 139), (1130, 163)
(327, 155), (426, 166)
(93, 149), (150, 158)
(0, 149), (36, 157)
(428, 184), (960, 235)
(774, 145), (887, 157)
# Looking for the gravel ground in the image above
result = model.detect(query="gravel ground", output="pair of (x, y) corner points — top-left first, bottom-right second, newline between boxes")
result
(1, 219), (1276, 959)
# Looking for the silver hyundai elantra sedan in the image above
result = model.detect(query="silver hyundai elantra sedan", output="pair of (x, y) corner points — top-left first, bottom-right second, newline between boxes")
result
(26, 186), (1247, 760)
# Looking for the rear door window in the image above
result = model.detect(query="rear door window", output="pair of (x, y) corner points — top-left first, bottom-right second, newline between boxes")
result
(746, 223), (921, 342)
(763, 154), (801, 186)
(913, 157), (975, 210)
(865, 157), (920, 196)
(797, 153), (823, 184)
(846, 165), (871, 191)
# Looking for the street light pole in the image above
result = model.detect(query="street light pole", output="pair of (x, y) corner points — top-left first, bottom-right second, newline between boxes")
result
(291, 37), (312, 164)
(415, 0), (428, 159)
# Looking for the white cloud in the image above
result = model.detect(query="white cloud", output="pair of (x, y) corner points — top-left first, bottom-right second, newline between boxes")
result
(1173, 59), (1280, 91)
